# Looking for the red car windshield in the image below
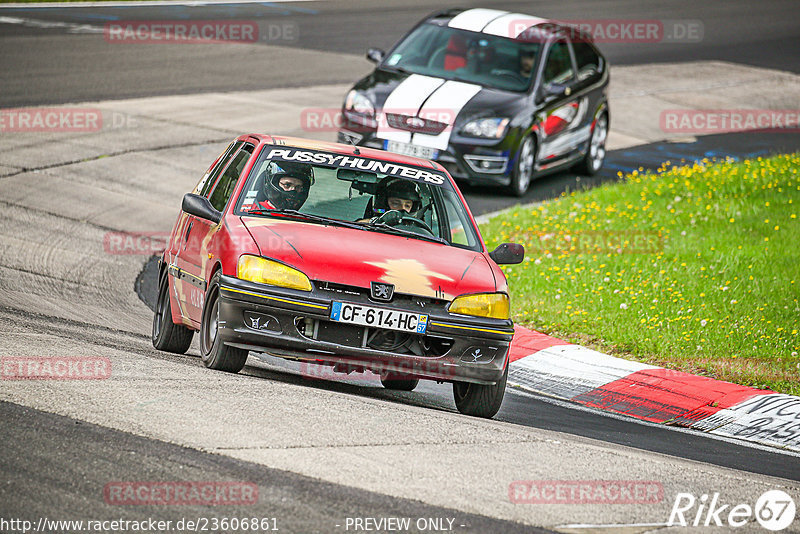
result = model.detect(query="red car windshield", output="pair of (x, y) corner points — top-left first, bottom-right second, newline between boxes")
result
(234, 146), (481, 251)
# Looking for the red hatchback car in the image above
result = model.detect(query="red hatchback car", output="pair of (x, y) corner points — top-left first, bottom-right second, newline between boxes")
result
(152, 134), (523, 417)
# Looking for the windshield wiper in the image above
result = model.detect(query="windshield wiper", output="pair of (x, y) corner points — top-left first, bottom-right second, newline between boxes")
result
(244, 209), (365, 231)
(367, 223), (449, 245)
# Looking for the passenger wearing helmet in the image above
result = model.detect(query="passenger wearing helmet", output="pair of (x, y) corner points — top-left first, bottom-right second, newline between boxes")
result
(252, 161), (314, 211)
(372, 177), (421, 216)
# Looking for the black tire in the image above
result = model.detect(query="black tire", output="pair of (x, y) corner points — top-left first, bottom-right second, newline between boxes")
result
(152, 271), (194, 354)
(380, 373), (420, 392)
(574, 113), (608, 176)
(200, 272), (248, 373)
(452, 362), (508, 418)
(508, 135), (535, 197)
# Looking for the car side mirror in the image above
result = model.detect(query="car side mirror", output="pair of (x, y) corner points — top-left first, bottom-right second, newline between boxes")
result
(366, 48), (385, 64)
(542, 82), (572, 102)
(489, 243), (525, 265)
(182, 193), (222, 224)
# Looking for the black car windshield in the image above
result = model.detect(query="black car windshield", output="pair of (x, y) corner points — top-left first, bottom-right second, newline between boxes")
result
(382, 23), (541, 92)
(234, 146), (482, 251)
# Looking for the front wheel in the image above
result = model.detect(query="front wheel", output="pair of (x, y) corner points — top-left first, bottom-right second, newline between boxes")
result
(152, 271), (193, 354)
(200, 272), (248, 373)
(575, 113), (608, 175)
(508, 135), (535, 197)
(452, 363), (508, 418)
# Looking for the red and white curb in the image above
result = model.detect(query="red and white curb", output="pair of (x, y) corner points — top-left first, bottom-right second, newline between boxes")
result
(508, 326), (800, 453)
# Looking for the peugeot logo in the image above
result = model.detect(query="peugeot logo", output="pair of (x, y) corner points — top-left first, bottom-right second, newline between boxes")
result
(405, 116), (426, 129)
(370, 281), (394, 302)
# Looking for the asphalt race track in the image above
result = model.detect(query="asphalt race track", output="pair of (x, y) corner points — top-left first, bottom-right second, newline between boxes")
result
(2, 1), (800, 532)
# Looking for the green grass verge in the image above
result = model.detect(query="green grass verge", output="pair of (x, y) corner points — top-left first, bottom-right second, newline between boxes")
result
(481, 153), (800, 395)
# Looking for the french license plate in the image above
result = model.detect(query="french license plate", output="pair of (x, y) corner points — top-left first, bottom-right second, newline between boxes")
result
(384, 140), (438, 160)
(330, 302), (428, 334)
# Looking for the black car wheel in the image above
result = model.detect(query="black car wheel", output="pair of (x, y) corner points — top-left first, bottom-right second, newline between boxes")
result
(509, 135), (535, 196)
(200, 272), (248, 373)
(452, 362), (508, 418)
(575, 113), (608, 175)
(380, 373), (420, 391)
(152, 271), (194, 354)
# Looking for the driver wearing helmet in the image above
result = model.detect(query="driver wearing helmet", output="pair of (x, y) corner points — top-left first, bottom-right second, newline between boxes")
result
(371, 177), (421, 216)
(252, 161), (314, 211)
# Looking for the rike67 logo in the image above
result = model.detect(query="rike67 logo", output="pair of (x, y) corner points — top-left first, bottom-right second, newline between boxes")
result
(668, 490), (796, 531)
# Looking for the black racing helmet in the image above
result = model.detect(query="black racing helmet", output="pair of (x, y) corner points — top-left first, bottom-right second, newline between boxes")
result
(265, 161), (314, 210)
(373, 177), (422, 216)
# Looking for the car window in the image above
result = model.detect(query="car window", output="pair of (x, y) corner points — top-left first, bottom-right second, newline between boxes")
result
(543, 39), (575, 85)
(383, 23), (541, 93)
(208, 144), (254, 212)
(198, 141), (241, 198)
(572, 40), (603, 84)
(234, 146), (481, 251)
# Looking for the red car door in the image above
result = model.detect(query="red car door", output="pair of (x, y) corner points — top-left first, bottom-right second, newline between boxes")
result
(178, 143), (255, 325)
(170, 141), (241, 325)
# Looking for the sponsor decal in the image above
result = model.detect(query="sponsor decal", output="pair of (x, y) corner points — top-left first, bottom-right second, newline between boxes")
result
(263, 148), (446, 185)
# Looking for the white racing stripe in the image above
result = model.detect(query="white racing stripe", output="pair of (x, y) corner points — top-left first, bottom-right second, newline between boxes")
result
(376, 74), (444, 144)
(482, 13), (548, 39)
(447, 8), (508, 33)
(413, 80), (481, 150)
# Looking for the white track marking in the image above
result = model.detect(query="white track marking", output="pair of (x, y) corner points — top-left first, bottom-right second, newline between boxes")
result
(507, 387), (800, 458)
(510, 344), (658, 400)
(0, 15), (103, 33)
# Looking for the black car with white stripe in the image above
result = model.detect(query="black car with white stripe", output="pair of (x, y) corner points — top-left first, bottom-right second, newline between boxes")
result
(338, 8), (610, 196)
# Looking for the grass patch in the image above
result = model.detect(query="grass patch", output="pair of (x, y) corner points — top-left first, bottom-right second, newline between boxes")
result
(481, 154), (800, 395)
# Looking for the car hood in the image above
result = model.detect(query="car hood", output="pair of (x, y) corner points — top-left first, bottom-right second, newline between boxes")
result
(354, 68), (528, 149)
(241, 217), (496, 301)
